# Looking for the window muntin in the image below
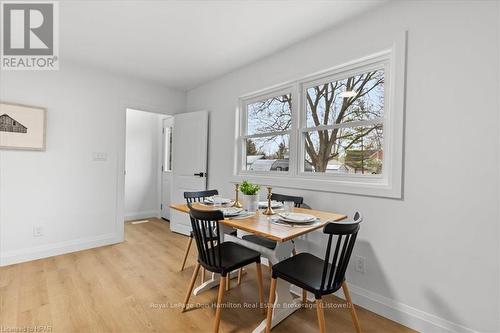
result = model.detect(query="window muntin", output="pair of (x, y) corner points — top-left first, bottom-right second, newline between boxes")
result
(242, 93), (292, 173)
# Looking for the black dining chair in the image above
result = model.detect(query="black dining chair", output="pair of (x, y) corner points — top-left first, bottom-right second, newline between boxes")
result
(181, 206), (265, 333)
(265, 212), (363, 333)
(180, 189), (219, 272)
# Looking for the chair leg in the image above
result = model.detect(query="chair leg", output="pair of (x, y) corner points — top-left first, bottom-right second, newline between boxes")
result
(213, 276), (226, 333)
(226, 275), (230, 291)
(255, 263), (265, 314)
(292, 248), (297, 256)
(201, 268), (205, 284)
(181, 263), (200, 312)
(315, 299), (326, 333)
(302, 289), (307, 303)
(237, 268), (242, 286)
(265, 278), (277, 333)
(180, 237), (193, 271)
(342, 281), (362, 333)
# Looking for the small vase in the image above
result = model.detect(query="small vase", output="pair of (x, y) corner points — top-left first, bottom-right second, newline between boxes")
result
(242, 194), (259, 212)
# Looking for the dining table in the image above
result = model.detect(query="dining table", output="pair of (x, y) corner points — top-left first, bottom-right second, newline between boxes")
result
(170, 201), (347, 333)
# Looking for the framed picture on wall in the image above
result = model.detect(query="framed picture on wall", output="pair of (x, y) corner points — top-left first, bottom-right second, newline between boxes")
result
(0, 102), (47, 151)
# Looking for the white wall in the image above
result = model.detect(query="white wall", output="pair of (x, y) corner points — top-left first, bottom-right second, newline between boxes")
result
(186, 1), (499, 332)
(125, 109), (164, 220)
(0, 61), (185, 266)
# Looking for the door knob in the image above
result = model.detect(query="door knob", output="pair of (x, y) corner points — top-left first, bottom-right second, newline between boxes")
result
(194, 172), (205, 177)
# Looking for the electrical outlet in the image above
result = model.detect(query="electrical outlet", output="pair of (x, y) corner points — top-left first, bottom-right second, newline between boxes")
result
(33, 226), (44, 237)
(92, 152), (108, 161)
(354, 255), (366, 274)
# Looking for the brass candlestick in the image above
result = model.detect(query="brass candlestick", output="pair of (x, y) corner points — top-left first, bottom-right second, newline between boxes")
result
(262, 186), (275, 215)
(232, 183), (243, 208)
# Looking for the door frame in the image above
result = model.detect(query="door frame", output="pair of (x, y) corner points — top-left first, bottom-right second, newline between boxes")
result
(160, 116), (174, 220)
(117, 102), (173, 242)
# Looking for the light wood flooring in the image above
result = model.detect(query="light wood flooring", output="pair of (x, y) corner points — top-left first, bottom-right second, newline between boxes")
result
(0, 218), (416, 333)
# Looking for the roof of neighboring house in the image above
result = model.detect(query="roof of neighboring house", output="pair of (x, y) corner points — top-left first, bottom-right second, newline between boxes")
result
(246, 155), (264, 164)
(326, 164), (348, 171)
(249, 159), (276, 171)
(326, 159), (349, 171)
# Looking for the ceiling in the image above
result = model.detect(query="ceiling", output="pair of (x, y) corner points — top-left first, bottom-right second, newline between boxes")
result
(60, 1), (387, 90)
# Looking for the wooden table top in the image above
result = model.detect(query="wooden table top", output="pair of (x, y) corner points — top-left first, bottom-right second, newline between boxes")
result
(170, 202), (347, 243)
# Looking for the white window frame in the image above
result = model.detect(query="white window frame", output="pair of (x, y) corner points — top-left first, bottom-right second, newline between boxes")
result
(237, 86), (295, 176)
(298, 58), (388, 180)
(234, 32), (406, 198)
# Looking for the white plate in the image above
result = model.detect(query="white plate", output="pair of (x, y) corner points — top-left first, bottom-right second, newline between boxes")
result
(279, 216), (318, 224)
(272, 219), (321, 228)
(278, 212), (317, 223)
(204, 197), (233, 205)
(220, 207), (244, 217)
(258, 201), (284, 209)
(228, 211), (255, 219)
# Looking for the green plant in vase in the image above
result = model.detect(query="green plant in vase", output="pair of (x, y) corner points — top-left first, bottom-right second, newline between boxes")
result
(240, 180), (260, 211)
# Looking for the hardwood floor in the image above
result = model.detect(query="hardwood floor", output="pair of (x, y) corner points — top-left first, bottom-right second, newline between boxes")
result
(0, 219), (415, 333)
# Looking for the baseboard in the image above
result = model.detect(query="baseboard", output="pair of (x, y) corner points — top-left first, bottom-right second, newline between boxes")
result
(290, 283), (478, 333)
(124, 210), (160, 221)
(0, 233), (121, 267)
(347, 284), (479, 333)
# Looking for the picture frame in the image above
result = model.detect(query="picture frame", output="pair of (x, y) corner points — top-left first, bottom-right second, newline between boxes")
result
(0, 102), (47, 151)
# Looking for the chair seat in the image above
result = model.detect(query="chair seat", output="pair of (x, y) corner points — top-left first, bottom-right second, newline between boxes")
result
(201, 242), (261, 275)
(272, 253), (341, 298)
(242, 234), (277, 250)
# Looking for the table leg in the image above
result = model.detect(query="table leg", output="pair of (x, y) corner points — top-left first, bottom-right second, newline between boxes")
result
(193, 270), (240, 295)
(252, 241), (299, 333)
(252, 278), (302, 333)
(222, 233), (301, 332)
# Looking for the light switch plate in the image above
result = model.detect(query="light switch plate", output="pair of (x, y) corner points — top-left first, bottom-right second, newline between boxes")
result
(33, 226), (43, 237)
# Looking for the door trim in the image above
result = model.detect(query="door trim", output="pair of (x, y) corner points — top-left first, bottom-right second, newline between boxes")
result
(117, 104), (174, 243)
(161, 117), (174, 220)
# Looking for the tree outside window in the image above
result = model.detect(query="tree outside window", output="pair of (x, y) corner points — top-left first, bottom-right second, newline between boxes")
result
(303, 69), (384, 174)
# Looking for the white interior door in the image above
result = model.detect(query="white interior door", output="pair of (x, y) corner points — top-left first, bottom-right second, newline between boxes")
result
(170, 110), (208, 235)
(161, 117), (173, 220)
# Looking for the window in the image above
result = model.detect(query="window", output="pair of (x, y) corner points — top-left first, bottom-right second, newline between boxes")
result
(301, 69), (384, 175)
(163, 126), (173, 172)
(241, 91), (292, 172)
(236, 38), (406, 198)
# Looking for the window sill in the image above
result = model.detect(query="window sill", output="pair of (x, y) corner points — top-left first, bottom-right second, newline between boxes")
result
(231, 173), (402, 199)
